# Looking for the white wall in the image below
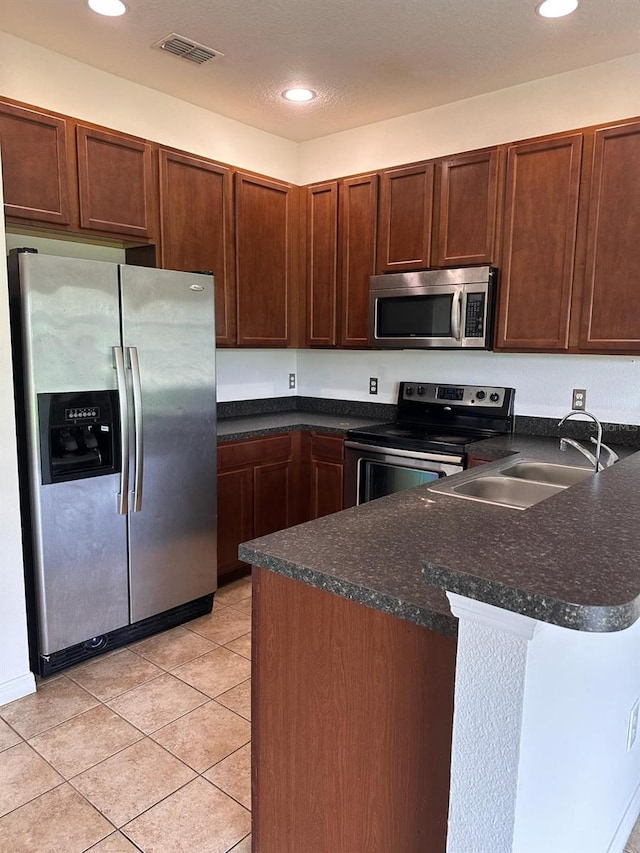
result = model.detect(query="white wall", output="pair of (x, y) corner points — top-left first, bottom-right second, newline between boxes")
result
(298, 53), (640, 183)
(0, 155), (36, 704)
(1, 29), (637, 188)
(216, 349), (296, 402)
(447, 596), (640, 853)
(514, 617), (640, 853)
(296, 349), (640, 425)
(0, 31), (298, 184)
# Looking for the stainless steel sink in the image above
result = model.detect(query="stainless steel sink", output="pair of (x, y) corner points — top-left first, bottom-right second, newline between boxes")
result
(448, 475), (564, 510)
(498, 461), (593, 487)
(427, 456), (595, 510)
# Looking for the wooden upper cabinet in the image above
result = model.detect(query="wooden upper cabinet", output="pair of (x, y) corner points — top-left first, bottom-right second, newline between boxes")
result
(338, 173), (378, 347)
(432, 148), (502, 267)
(495, 133), (583, 351)
(376, 163), (433, 272)
(0, 101), (72, 226)
(578, 120), (640, 352)
(306, 182), (339, 346)
(158, 149), (236, 346)
(235, 171), (296, 347)
(76, 124), (154, 239)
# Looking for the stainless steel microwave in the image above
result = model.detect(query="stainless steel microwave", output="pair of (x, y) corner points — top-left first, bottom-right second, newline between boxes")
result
(369, 266), (496, 349)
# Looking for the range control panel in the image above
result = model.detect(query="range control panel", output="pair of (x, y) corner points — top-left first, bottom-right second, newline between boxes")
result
(401, 383), (508, 408)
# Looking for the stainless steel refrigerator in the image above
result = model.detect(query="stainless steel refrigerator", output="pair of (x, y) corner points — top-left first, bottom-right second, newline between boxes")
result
(8, 249), (217, 676)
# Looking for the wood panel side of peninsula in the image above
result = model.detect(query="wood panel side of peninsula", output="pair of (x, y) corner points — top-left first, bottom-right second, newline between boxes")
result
(251, 566), (457, 852)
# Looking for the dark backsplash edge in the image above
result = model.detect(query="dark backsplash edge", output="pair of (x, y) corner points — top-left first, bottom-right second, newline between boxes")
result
(217, 398), (640, 448)
(514, 415), (640, 448)
(217, 396), (398, 421)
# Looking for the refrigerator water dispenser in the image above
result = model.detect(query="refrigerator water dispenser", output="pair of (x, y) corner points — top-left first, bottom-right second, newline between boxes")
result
(38, 391), (120, 484)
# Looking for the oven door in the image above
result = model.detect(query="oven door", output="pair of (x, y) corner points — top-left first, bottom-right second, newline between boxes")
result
(344, 441), (464, 508)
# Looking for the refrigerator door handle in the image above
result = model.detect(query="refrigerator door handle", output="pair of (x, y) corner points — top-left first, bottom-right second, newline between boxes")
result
(128, 346), (144, 512)
(113, 346), (130, 515)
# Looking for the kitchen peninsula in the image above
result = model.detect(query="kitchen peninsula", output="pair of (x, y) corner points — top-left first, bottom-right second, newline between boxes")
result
(240, 440), (640, 853)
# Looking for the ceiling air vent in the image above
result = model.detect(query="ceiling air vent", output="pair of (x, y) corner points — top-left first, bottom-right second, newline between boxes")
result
(152, 33), (223, 65)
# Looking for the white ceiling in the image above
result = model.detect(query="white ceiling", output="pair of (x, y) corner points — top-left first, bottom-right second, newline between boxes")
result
(1, 0), (638, 141)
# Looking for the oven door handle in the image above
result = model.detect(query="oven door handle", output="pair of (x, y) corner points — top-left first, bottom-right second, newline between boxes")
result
(344, 441), (464, 465)
(451, 289), (463, 342)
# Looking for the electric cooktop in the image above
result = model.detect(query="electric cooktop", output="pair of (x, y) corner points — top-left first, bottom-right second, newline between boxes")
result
(346, 382), (515, 455)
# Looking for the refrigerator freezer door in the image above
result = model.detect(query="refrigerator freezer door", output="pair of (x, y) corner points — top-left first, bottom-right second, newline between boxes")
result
(14, 253), (129, 655)
(120, 266), (217, 621)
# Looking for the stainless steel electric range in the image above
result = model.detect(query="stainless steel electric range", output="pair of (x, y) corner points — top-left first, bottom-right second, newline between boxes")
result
(344, 381), (515, 507)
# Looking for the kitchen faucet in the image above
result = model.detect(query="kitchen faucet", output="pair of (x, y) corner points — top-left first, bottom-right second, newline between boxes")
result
(557, 410), (618, 472)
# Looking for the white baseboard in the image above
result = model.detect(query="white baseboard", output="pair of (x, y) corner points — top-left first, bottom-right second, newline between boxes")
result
(0, 671), (36, 706)
(608, 779), (640, 853)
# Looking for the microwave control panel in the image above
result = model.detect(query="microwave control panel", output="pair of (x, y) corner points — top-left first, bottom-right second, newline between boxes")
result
(464, 293), (485, 337)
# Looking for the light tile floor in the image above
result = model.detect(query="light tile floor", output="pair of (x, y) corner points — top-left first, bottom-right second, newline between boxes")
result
(0, 576), (253, 853)
(2, 572), (640, 852)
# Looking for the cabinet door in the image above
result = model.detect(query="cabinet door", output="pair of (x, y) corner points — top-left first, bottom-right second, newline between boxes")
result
(376, 163), (434, 273)
(306, 182), (339, 346)
(465, 454), (492, 469)
(235, 172), (296, 347)
(496, 134), (583, 351)
(309, 434), (344, 520)
(432, 148), (501, 267)
(217, 464), (253, 578)
(252, 435), (297, 535)
(579, 120), (640, 352)
(76, 124), (154, 239)
(254, 460), (295, 537)
(159, 149), (236, 346)
(338, 174), (378, 347)
(0, 101), (72, 226)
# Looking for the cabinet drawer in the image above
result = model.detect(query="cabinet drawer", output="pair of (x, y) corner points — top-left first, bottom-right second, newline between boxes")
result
(218, 434), (293, 469)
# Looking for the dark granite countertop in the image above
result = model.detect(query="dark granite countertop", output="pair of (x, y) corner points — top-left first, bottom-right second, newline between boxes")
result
(217, 411), (388, 442)
(239, 430), (640, 636)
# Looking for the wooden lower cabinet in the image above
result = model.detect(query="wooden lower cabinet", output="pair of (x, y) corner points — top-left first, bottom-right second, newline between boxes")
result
(217, 464), (253, 579)
(217, 433), (303, 581)
(465, 453), (492, 468)
(307, 432), (344, 519)
(252, 567), (457, 852)
(217, 431), (345, 580)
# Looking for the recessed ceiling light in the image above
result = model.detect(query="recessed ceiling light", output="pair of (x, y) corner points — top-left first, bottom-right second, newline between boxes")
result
(88, 0), (127, 17)
(282, 88), (316, 102)
(536, 0), (578, 17)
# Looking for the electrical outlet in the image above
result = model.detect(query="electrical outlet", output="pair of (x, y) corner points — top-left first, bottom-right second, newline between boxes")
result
(288, 373), (296, 390)
(627, 700), (639, 751)
(572, 388), (587, 410)
(369, 377), (378, 395)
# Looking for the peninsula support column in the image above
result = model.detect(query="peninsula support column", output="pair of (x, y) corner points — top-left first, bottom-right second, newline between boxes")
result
(445, 594), (538, 853)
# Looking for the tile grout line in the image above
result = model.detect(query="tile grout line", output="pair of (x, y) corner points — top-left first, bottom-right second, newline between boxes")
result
(1, 578), (254, 849)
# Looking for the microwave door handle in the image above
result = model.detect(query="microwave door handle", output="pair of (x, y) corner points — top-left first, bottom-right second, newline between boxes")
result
(451, 290), (463, 341)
